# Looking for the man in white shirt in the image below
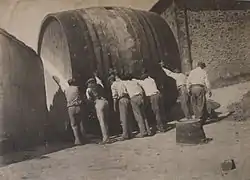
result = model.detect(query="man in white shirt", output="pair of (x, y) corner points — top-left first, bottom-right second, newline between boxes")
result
(186, 62), (211, 121)
(109, 74), (133, 140)
(123, 79), (151, 138)
(135, 74), (166, 133)
(171, 69), (191, 120)
(160, 62), (191, 120)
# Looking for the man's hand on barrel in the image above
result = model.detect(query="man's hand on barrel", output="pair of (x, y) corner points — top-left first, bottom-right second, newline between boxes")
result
(208, 90), (212, 97)
(52, 75), (60, 85)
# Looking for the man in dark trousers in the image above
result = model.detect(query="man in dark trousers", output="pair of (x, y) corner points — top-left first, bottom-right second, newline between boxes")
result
(187, 62), (212, 123)
(53, 76), (87, 145)
(86, 78), (111, 144)
(109, 74), (133, 140)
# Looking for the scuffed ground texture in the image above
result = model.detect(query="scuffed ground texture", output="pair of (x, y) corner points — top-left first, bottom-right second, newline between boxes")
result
(228, 91), (250, 121)
(0, 82), (249, 180)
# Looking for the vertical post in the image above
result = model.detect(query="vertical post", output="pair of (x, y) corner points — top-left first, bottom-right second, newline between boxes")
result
(175, 5), (193, 73)
(183, 7), (193, 70)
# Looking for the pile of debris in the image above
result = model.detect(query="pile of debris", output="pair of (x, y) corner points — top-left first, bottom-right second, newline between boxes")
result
(227, 91), (250, 121)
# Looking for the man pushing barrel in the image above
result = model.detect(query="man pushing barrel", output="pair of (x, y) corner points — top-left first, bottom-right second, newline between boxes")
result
(85, 78), (111, 144)
(53, 76), (87, 145)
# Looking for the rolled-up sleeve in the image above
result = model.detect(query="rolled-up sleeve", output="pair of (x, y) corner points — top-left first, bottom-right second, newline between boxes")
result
(60, 81), (69, 92)
(204, 73), (211, 90)
(186, 75), (191, 90)
(111, 83), (118, 99)
(86, 88), (91, 100)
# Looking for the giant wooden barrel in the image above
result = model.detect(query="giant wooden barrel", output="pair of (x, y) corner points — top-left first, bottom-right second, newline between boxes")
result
(0, 29), (47, 155)
(37, 7), (180, 137)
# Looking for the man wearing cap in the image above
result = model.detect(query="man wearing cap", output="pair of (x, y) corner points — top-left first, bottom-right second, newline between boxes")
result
(123, 78), (151, 138)
(109, 74), (133, 140)
(53, 76), (87, 145)
(135, 74), (166, 133)
(86, 78), (110, 144)
(187, 62), (211, 122)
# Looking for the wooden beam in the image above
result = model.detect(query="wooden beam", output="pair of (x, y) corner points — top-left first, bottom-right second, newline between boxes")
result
(175, 0), (250, 10)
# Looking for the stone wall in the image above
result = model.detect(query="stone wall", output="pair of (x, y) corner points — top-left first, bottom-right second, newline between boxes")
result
(161, 5), (250, 88)
(188, 10), (250, 88)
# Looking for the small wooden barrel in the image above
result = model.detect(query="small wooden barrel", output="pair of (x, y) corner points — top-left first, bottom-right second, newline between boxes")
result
(176, 119), (206, 145)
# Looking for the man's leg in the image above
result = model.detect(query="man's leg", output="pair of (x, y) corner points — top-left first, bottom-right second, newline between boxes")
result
(193, 86), (206, 120)
(95, 99), (110, 142)
(77, 107), (88, 143)
(68, 106), (82, 145)
(119, 97), (132, 139)
(130, 95), (147, 137)
(179, 86), (191, 119)
(150, 93), (165, 132)
(140, 97), (152, 135)
(191, 86), (200, 119)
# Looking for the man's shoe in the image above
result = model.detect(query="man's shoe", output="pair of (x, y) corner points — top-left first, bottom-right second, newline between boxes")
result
(119, 136), (131, 141)
(99, 138), (112, 145)
(74, 141), (83, 146)
(135, 134), (147, 138)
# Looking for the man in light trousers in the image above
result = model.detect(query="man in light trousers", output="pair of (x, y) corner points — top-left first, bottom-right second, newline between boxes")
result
(123, 79), (151, 138)
(109, 74), (133, 140)
(135, 74), (166, 133)
(86, 78), (111, 144)
(53, 76), (87, 145)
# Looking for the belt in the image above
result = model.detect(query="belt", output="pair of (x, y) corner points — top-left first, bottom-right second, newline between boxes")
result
(118, 94), (129, 100)
(178, 84), (186, 89)
(190, 84), (205, 88)
(150, 92), (160, 96)
(132, 93), (143, 98)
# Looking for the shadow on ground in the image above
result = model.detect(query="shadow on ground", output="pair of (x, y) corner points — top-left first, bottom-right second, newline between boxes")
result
(204, 112), (234, 126)
(0, 92), (228, 167)
(0, 142), (74, 167)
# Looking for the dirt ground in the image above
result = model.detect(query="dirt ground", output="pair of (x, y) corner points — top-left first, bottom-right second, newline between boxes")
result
(0, 82), (250, 180)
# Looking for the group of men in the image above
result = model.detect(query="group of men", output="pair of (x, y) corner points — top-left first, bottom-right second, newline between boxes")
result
(57, 61), (214, 146)
(160, 61), (214, 122)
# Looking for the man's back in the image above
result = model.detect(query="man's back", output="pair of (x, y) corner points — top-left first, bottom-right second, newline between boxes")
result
(169, 73), (187, 87)
(65, 86), (82, 107)
(123, 80), (143, 98)
(136, 77), (159, 97)
(187, 67), (210, 89)
(111, 79), (128, 99)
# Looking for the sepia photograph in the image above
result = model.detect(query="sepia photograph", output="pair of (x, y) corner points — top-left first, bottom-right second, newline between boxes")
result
(0, 0), (249, 179)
